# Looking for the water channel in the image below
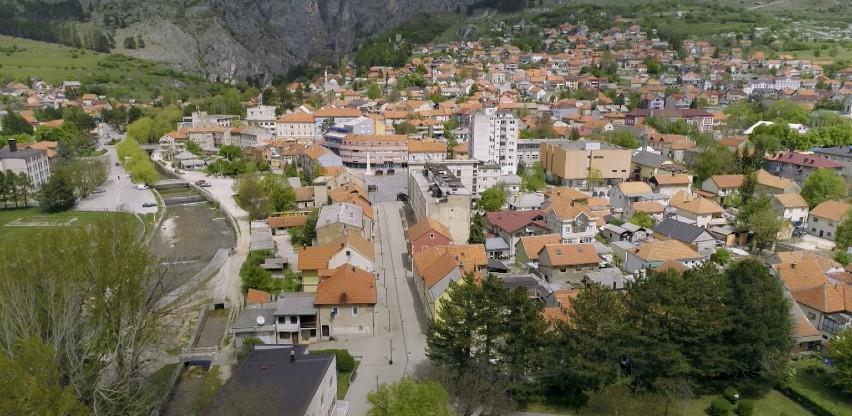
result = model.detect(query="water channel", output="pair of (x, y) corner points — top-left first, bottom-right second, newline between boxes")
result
(149, 186), (236, 294)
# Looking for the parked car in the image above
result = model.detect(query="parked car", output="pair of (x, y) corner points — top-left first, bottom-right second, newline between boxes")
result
(142, 202), (157, 208)
(387, 169), (396, 175)
(136, 184), (149, 190)
(396, 192), (408, 202)
(195, 180), (211, 187)
(92, 188), (106, 194)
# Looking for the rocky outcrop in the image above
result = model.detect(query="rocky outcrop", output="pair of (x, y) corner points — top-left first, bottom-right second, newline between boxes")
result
(90, 0), (479, 82)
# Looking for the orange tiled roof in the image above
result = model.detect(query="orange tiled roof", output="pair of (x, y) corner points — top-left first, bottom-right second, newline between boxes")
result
(811, 200), (850, 222)
(315, 265), (377, 305)
(518, 234), (562, 261)
(406, 218), (453, 242)
(539, 243), (599, 266)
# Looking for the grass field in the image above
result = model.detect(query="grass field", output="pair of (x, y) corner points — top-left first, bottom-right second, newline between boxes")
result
(0, 35), (212, 100)
(682, 390), (814, 416)
(787, 359), (852, 416)
(0, 207), (144, 245)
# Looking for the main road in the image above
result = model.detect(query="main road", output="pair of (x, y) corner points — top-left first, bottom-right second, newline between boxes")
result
(321, 201), (429, 416)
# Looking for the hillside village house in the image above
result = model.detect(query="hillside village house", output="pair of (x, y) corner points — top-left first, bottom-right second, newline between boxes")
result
(649, 173), (691, 196)
(203, 348), (339, 416)
(315, 265), (377, 339)
(230, 293), (319, 347)
(755, 169), (801, 194)
(413, 245), (487, 320)
(812, 146), (852, 180)
(406, 218), (453, 253)
(544, 204), (598, 244)
(537, 243), (601, 285)
(316, 202), (372, 245)
(701, 174), (745, 204)
(772, 193), (809, 228)
(515, 234), (562, 266)
(407, 139), (448, 164)
(765, 151), (844, 184)
(652, 218), (717, 258)
(484, 210), (550, 260)
(669, 191), (726, 228)
(609, 181), (655, 213)
(623, 240), (704, 273)
(808, 201), (850, 241)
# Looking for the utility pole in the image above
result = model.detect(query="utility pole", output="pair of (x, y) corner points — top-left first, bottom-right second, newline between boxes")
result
(389, 338), (393, 365)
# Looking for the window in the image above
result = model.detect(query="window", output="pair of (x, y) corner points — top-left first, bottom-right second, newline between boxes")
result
(560, 268), (567, 273)
(331, 306), (339, 316)
(430, 233), (435, 239)
(290, 316), (297, 324)
(352, 306), (359, 316)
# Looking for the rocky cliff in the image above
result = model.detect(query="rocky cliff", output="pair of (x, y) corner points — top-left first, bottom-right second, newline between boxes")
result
(80, 0), (478, 82)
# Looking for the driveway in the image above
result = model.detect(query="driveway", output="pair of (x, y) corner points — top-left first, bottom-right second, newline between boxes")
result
(318, 201), (429, 416)
(75, 146), (157, 215)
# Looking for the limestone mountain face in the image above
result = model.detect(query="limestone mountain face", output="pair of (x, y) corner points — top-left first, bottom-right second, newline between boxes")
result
(83, 0), (477, 82)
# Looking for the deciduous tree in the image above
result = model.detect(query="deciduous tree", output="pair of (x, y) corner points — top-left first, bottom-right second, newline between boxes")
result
(801, 168), (847, 208)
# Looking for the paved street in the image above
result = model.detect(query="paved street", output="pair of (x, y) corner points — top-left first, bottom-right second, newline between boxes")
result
(319, 201), (429, 416)
(75, 146), (157, 215)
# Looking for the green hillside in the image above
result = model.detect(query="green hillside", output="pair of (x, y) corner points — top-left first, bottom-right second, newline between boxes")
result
(0, 35), (213, 100)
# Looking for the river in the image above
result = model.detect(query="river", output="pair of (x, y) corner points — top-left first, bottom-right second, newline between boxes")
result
(149, 187), (236, 294)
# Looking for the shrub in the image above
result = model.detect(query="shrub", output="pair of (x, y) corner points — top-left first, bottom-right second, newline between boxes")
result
(735, 400), (754, 416)
(312, 349), (356, 373)
(708, 398), (732, 416)
(723, 386), (740, 403)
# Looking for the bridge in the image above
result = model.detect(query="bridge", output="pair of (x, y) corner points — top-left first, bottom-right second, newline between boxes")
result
(152, 179), (190, 189)
(180, 346), (218, 364)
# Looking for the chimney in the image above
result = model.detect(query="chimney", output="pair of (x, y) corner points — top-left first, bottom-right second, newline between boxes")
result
(7, 139), (16, 152)
(290, 350), (296, 362)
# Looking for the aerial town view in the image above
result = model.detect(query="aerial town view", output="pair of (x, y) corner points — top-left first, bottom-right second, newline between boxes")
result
(1, 0), (852, 415)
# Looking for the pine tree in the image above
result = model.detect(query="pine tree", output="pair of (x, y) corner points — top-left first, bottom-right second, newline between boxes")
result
(723, 259), (793, 386)
(426, 274), (484, 372)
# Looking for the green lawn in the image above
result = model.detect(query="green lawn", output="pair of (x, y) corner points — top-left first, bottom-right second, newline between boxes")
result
(337, 360), (359, 400)
(0, 35), (211, 100)
(682, 390), (813, 416)
(0, 207), (144, 245)
(193, 365), (222, 414)
(787, 359), (852, 416)
(146, 363), (179, 401)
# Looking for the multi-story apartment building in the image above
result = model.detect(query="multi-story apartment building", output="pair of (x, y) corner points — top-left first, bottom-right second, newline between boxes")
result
(0, 139), (51, 189)
(245, 105), (277, 134)
(765, 151), (844, 184)
(276, 112), (316, 141)
(469, 108), (519, 175)
(408, 164), (472, 243)
(539, 141), (632, 187)
(336, 134), (408, 168)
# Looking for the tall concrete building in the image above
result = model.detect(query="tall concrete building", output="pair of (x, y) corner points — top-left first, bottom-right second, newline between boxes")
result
(408, 164), (472, 243)
(469, 108), (519, 175)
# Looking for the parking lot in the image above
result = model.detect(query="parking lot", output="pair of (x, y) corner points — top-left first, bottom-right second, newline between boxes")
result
(75, 146), (158, 215)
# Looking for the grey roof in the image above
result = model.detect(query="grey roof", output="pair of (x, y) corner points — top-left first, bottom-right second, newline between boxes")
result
(632, 150), (668, 167)
(812, 146), (852, 158)
(231, 305), (276, 330)
(499, 273), (553, 298)
(653, 218), (710, 243)
(593, 241), (613, 255)
(0, 147), (44, 159)
(584, 268), (626, 288)
(317, 202), (363, 229)
(611, 240), (636, 251)
(203, 348), (334, 416)
(275, 293), (317, 316)
(485, 236), (510, 251)
(174, 150), (197, 160)
(621, 222), (645, 233)
(510, 192), (545, 208)
(487, 258), (510, 272)
(602, 223), (628, 234)
(499, 174), (522, 186)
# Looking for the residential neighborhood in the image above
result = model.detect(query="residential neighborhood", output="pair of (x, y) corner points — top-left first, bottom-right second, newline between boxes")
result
(1, 1), (852, 415)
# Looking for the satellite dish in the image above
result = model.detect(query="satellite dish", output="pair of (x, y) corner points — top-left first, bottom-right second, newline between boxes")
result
(256, 315), (266, 325)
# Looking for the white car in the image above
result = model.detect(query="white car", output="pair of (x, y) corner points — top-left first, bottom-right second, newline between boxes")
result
(136, 184), (149, 190)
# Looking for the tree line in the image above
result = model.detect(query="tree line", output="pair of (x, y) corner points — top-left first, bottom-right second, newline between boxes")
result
(426, 259), (793, 414)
